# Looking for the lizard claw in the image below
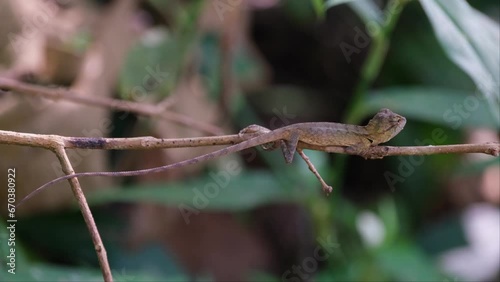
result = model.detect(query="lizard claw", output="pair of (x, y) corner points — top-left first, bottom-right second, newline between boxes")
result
(238, 125), (271, 138)
(323, 185), (333, 196)
(345, 145), (387, 159)
(239, 125), (280, 151)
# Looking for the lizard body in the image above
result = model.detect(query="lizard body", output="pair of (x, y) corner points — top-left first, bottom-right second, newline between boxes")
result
(18, 108), (405, 206)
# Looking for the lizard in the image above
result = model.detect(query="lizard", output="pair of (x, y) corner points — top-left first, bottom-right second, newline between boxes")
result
(17, 108), (406, 206)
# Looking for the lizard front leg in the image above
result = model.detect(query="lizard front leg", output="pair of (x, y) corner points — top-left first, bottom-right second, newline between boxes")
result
(345, 138), (387, 159)
(345, 138), (373, 159)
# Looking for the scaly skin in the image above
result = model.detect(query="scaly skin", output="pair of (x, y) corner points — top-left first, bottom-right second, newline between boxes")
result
(18, 108), (406, 206)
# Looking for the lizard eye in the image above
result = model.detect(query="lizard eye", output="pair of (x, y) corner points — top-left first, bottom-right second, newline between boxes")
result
(391, 116), (401, 122)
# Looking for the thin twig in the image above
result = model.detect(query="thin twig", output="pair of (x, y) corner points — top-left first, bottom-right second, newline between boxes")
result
(0, 131), (113, 281)
(1, 129), (498, 157)
(6, 128), (498, 209)
(53, 145), (113, 282)
(0, 129), (242, 150)
(2, 128), (499, 270)
(301, 143), (500, 158)
(0, 77), (223, 135)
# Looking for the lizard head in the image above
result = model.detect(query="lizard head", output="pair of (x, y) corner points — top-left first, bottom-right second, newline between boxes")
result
(365, 108), (406, 145)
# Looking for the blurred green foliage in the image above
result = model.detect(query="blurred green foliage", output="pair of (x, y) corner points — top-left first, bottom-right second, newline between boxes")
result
(2, 0), (499, 281)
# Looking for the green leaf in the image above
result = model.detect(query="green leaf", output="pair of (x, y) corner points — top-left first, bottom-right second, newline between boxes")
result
(88, 171), (310, 211)
(375, 241), (444, 281)
(418, 214), (466, 256)
(361, 86), (499, 129)
(2, 263), (175, 282)
(325, 0), (357, 8)
(199, 33), (268, 101)
(378, 197), (399, 244)
(420, 0), (500, 122)
(311, 0), (326, 18)
(119, 1), (203, 100)
(119, 27), (172, 100)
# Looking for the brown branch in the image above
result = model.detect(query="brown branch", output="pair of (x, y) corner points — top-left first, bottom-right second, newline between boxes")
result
(1, 130), (498, 279)
(5, 132), (115, 281)
(87, 134), (243, 150)
(301, 143), (500, 158)
(376, 143), (500, 157)
(7, 129), (498, 210)
(2, 129), (498, 157)
(0, 77), (223, 135)
(52, 146), (113, 282)
(1, 106), (496, 282)
(0, 129), (242, 150)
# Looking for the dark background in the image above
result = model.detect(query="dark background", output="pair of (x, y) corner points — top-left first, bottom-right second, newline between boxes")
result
(0, 0), (499, 281)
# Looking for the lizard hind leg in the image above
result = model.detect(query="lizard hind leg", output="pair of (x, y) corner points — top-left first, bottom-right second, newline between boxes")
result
(239, 124), (280, 150)
(281, 132), (299, 164)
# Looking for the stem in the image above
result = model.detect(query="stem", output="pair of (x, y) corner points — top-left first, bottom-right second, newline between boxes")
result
(326, 0), (408, 269)
(345, 0), (406, 124)
(333, 0), (408, 189)
(0, 77), (223, 135)
(53, 146), (113, 282)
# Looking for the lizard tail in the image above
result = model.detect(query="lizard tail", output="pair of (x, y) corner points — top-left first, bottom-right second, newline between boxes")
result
(16, 148), (227, 208)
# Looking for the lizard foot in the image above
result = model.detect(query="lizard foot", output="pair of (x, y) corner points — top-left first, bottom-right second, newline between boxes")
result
(239, 125), (281, 150)
(345, 145), (389, 159)
(322, 185), (333, 196)
(345, 146), (371, 159)
(365, 146), (389, 159)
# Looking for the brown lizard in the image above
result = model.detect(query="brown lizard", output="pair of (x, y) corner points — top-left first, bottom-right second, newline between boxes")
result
(17, 108), (406, 206)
